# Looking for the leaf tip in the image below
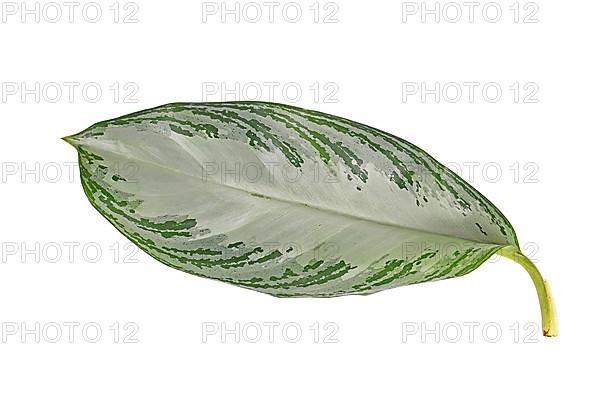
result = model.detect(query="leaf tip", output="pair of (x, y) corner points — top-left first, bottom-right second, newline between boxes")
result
(61, 134), (78, 147)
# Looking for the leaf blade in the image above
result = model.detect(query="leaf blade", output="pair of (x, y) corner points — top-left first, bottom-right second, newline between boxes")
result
(67, 101), (519, 297)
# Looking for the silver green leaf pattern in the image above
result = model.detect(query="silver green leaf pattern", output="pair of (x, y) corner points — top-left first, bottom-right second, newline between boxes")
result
(64, 101), (556, 336)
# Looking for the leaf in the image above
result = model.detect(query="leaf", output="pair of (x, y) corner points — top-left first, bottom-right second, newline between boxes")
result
(64, 101), (557, 336)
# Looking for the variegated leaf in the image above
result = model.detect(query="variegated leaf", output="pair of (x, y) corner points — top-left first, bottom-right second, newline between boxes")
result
(64, 101), (556, 336)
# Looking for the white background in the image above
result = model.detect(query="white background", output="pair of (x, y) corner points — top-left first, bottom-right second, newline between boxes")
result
(1, 1), (598, 399)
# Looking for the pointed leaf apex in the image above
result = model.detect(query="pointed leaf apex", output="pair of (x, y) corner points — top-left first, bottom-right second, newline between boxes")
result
(62, 134), (79, 146)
